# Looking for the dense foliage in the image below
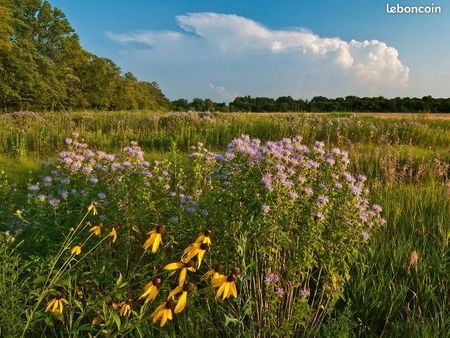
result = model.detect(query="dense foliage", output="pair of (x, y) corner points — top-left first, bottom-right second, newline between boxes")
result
(0, 113), (449, 336)
(0, 134), (386, 337)
(171, 95), (450, 113)
(0, 0), (169, 112)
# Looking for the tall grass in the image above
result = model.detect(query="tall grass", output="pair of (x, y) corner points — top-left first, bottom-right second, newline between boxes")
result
(348, 183), (449, 337)
(0, 111), (448, 336)
(1, 111), (449, 157)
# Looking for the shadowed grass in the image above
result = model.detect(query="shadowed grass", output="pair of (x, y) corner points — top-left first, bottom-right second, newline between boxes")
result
(348, 183), (449, 337)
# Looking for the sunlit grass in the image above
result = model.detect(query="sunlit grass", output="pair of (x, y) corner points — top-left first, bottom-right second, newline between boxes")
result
(0, 111), (448, 336)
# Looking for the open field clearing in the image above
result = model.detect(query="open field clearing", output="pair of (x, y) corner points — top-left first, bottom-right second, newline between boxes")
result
(0, 111), (449, 337)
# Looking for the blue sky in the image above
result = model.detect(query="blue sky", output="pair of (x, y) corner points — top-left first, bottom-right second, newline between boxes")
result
(49, 0), (450, 101)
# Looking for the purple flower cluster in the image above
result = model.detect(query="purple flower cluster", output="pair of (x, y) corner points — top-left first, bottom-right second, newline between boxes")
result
(265, 272), (280, 284)
(26, 135), (177, 214)
(207, 135), (385, 244)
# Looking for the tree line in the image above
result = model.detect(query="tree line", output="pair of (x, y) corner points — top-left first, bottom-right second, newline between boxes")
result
(1, 1), (448, 114)
(0, 0), (169, 112)
(171, 95), (450, 113)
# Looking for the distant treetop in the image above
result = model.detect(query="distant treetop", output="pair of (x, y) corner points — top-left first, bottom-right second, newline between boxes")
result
(171, 95), (450, 113)
(0, 0), (169, 112)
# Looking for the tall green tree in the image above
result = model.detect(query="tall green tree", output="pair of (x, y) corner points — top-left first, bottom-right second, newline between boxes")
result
(0, 0), (168, 111)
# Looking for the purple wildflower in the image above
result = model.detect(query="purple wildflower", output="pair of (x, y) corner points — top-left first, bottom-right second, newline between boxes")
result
(298, 176), (306, 184)
(48, 198), (60, 207)
(372, 204), (382, 213)
(334, 182), (343, 189)
(352, 185), (362, 196)
(304, 187), (313, 196)
(275, 287), (285, 297)
(288, 191), (298, 200)
(299, 289), (310, 297)
(261, 204), (271, 213)
(361, 230), (371, 241)
(316, 212), (325, 221)
(265, 273), (279, 284)
(28, 184), (39, 191)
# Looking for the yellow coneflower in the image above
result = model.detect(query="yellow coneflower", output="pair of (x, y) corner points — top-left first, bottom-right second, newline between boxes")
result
(164, 260), (196, 286)
(88, 203), (97, 215)
(45, 296), (69, 315)
(214, 268), (239, 300)
(151, 300), (175, 327)
(119, 302), (132, 317)
(182, 242), (210, 268)
(89, 223), (102, 236)
(139, 277), (161, 304)
(71, 245), (82, 256)
(201, 264), (224, 283)
(143, 225), (166, 253)
(195, 230), (212, 245)
(109, 227), (117, 243)
(169, 282), (194, 314)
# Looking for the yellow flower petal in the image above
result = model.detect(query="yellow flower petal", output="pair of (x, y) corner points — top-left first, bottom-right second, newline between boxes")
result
(71, 245), (81, 255)
(167, 286), (183, 300)
(88, 203), (98, 215)
(174, 291), (187, 314)
(152, 233), (162, 253)
(230, 281), (238, 298)
(151, 304), (165, 322)
(89, 225), (102, 236)
(216, 282), (226, 299)
(223, 282), (231, 300)
(196, 250), (206, 268)
(109, 228), (117, 243)
(179, 268), (187, 286)
(160, 309), (170, 327)
(201, 270), (214, 280)
(45, 299), (56, 312)
(164, 262), (183, 270)
(212, 274), (226, 288)
(143, 233), (156, 251)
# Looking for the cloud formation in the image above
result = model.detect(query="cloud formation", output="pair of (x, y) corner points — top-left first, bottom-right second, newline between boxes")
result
(108, 13), (410, 101)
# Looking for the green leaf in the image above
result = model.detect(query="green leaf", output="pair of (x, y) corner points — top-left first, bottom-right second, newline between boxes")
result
(112, 313), (121, 330)
(223, 314), (239, 326)
(116, 272), (123, 286)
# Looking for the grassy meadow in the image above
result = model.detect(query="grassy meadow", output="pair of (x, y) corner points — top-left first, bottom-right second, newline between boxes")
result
(0, 111), (449, 337)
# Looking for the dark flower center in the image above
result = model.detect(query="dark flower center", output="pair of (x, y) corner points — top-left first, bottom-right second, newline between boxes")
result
(184, 282), (195, 292)
(185, 260), (195, 268)
(156, 224), (166, 234)
(227, 274), (236, 282)
(152, 277), (161, 287)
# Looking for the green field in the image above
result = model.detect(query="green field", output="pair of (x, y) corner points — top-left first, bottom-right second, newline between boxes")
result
(0, 111), (449, 337)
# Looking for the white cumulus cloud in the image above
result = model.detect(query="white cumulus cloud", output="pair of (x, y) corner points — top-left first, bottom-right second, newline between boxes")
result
(107, 12), (410, 100)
